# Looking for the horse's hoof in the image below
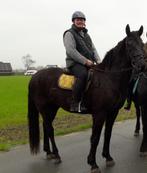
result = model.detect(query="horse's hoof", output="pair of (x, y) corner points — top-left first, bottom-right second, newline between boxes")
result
(91, 167), (101, 173)
(106, 160), (115, 167)
(140, 152), (147, 157)
(134, 132), (139, 137)
(46, 153), (55, 160)
(54, 158), (62, 164)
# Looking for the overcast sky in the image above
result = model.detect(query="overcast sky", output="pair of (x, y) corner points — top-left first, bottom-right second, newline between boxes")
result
(0, 0), (147, 69)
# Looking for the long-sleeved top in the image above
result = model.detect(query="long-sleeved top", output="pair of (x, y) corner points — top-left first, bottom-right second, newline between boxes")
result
(63, 30), (101, 68)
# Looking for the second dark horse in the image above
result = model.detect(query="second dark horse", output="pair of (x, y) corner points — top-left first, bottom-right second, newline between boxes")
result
(28, 25), (146, 173)
(124, 43), (147, 139)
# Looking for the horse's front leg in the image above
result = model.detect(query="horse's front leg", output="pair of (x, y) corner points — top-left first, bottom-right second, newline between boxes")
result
(87, 112), (106, 173)
(102, 109), (118, 167)
(140, 105), (147, 157)
(134, 103), (141, 136)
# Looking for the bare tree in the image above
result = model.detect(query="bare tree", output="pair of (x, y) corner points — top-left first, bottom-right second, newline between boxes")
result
(22, 54), (35, 70)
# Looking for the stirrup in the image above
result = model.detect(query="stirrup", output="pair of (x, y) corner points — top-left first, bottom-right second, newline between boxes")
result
(78, 102), (81, 112)
(70, 101), (88, 113)
(79, 101), (88, 113)
(70, 102), (81, 113)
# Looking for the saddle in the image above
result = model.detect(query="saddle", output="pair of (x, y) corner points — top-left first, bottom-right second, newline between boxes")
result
(58, 68), (93, 90)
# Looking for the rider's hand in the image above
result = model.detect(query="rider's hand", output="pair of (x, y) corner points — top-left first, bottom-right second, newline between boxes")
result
(85, 59), (93, 67)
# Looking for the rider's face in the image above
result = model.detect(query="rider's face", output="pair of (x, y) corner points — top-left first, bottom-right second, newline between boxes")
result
(73, 18), (86, 28)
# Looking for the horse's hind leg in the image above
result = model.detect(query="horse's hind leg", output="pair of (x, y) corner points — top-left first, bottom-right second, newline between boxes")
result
(102, 109), (119, 167)
(134, 103), (141, 136)
(140, 105), (147, 156)
(43, 122), (53, 159)
(41, 105), (61, 163)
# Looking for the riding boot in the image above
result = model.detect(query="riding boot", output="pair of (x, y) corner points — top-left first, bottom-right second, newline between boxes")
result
(70, 100), (81, 112)
(79, 100), (88, 113)
(70, 100), (87, 113)
(124, 98), (132, 110)
(70, 79), (87, 113)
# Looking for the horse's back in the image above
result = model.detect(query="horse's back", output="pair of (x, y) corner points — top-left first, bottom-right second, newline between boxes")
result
(29, 67), (64, 95)
(35, 67), (63, 77)
(31, 67), (63, 81)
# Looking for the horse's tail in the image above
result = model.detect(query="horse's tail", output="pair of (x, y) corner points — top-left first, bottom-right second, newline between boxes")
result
(28, 87), (40, 154)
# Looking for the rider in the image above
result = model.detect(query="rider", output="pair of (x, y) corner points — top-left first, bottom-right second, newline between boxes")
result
(63, 11), (101, 112)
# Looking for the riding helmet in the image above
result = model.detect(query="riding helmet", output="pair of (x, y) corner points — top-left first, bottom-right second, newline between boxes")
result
(72, 11), (86, 21)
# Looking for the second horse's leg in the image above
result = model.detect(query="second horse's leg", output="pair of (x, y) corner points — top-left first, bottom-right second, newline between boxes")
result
(134, 103), (141, 136)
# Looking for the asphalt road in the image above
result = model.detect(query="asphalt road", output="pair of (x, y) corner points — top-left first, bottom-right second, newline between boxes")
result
(0, 119), (147, 173)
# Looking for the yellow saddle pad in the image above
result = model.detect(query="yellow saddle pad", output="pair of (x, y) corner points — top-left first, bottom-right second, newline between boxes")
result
(58, 74), (76, 90)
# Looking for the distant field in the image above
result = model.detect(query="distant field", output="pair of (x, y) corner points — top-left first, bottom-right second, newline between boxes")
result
(0, 75), (136, 151)
(0, 75), (73, 128)
(0, 75), (30, 128)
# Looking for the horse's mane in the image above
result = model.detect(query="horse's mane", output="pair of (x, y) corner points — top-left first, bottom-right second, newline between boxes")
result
(101, 38), (126, 69)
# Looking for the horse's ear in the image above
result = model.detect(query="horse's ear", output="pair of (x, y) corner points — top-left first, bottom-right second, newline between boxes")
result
(138, 25), (143, 36)
(126, 24), (130, 36)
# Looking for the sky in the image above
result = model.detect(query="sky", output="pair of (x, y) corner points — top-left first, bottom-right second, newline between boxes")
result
(0, 0), (147, 69)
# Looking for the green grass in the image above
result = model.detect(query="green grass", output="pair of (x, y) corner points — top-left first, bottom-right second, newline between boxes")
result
(0, 143), (11, 151)
(0, 75), (136, 151)
(55, 124), (92, 136)
(0, 75), (72, 128)
(0, 76), (31, 128)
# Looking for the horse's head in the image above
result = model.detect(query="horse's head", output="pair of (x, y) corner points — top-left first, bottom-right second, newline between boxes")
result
(125, 24), (145, 72)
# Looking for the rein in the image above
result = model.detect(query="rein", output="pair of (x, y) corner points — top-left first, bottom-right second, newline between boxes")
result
(91, 66), (132, 74)
(132, 72), (147, 94)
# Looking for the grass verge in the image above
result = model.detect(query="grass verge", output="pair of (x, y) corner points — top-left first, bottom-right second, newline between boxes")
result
(0, 105), (136, 151)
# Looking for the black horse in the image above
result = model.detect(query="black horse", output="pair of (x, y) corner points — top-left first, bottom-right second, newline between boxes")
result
(28, 25), (145, 173)
(129, 70), (147, 155)
(125, 68), (147, 153)
(124, 43), (147, 137)
(135, 70), (147, 155)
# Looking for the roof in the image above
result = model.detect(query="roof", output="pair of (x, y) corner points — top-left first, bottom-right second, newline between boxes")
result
(0, 62), (13, 75)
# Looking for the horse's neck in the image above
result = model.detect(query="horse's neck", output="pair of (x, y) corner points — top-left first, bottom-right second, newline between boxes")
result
(102, 39), (129, 71)
(98, 40), (132, 91)
(100, 55), (130, 72)
(99, 53), (131, 91)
